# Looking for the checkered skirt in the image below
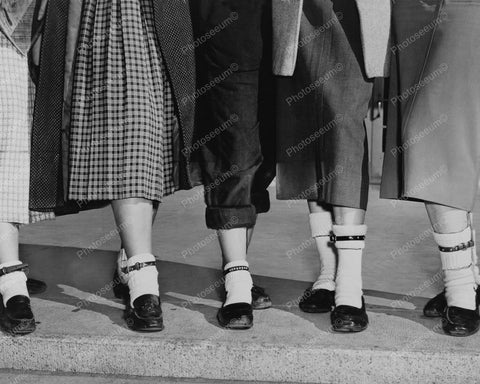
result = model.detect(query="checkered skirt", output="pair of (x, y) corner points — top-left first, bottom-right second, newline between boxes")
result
(68, 0), (176, 201)
(0, 33), (53, 224)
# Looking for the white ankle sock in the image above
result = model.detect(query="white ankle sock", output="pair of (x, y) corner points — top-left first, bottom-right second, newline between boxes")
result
(434, 228), (476, 310)
(126, 253), (159, 306)
(333, 224), (367, 309)
(0, 261), (29, 306)
(224, 260), (253, 306)
(309, 212), (336, 291)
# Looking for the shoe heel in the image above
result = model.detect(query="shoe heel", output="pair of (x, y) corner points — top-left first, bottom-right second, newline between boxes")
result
(113, 270), (129, 300)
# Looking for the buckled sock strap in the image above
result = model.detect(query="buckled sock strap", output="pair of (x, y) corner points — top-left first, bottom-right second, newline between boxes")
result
(332, 225), (367, 249)
(0, 263), (29, 277)
(121, 261), (156, 275)
(434, 227), (473, 270)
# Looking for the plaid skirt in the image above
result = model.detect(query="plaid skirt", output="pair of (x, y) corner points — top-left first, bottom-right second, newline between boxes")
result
(0, 33), (53, 223)
(68, 0), (177, 201)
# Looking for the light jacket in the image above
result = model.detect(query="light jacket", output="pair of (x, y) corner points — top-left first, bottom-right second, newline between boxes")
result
(272, 0), (391, 78)
(0, 0), (33, 53)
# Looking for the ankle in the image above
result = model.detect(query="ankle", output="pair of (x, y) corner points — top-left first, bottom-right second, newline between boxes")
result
(224, 261), (253, 306)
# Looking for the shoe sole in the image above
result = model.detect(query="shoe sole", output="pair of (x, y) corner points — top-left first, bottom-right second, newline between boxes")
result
(423, 310), (442, 318)
(252, 300), (272, 310)
(125, 315), (164, 332)
(299, 305), (333, 314)
(444, 326), (480, 337)
(1, 318), (36, 336)
(217, 314), (253, 330)
(332, 324), (368, 333)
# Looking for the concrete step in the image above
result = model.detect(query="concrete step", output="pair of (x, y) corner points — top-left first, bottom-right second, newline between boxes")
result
(0, 244), (479, 384)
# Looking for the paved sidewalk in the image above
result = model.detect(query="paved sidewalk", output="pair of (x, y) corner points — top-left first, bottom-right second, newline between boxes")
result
(1, 186), (478, 383)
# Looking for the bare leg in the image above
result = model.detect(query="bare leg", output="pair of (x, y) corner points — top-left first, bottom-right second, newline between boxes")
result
(425, 203), (475, 310)
(219, 228), (248, 265)
(112, 198), (153, 258)
(0, 223), (19, 264)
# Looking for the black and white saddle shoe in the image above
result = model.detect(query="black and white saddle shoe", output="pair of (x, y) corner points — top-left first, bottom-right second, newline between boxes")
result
(299, 288), (335, 313)
(331, 297), (368, 333)
(125, 294), (164, 332)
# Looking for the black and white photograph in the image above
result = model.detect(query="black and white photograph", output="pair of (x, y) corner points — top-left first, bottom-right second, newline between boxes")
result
(0, 0), (478, 383)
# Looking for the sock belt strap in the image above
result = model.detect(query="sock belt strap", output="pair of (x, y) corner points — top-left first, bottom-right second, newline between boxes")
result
(121, 261), (156, 274)
(330, 235), (365, 243)
(439, 240), (474, 253)
(224, 266), (249, 275)
(0, 263), (29, 277)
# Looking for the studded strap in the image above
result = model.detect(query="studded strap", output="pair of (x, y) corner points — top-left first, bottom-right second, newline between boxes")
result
(0, 263), (29, 277)
(121, 261), (157, 275)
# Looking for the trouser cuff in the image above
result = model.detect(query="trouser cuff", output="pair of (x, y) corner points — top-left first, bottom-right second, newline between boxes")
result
(206, 206), (257, 230)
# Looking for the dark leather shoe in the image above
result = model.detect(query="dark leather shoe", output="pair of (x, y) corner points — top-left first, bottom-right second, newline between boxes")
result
(331, 297), (368, 333)
(125, 294), (164, 332)
(27, 278), (47, 295)
(423, 291), (447, 318)
(299, 288), (335, 313)
(217, 303), (253, 330)
(424, 289), (480, 318)
(252, 285), (272, 310)
(442, 306), (480, 337)
(1, 296), (36, 335)
(113, 270), (129, 300)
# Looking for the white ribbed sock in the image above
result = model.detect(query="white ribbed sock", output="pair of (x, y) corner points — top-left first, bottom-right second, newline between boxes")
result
(434, 228), (476, 310)
(333, 224), (367, 309)
(309, 212), (336, 291)
(224, 260), (253, 306)
(0, 261), (29, 306)
(126, 253), (159, 306)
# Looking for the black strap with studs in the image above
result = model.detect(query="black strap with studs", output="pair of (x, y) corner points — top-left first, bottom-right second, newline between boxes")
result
(224, 266), (250, 276)
(330, 235), (365, 243)
(121, 261), (157, 274)
(439, 240), (474, 253)
(0, 263), (29, 277)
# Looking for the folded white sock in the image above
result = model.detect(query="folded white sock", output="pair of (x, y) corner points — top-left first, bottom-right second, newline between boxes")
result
(309, 212), (336, 291)
(224, 260), (253, 306)
(333, 224), (367, 309)
(126, 253), (159, 306)
(434, 228), (476, 310)
(0, 261), (29, 306)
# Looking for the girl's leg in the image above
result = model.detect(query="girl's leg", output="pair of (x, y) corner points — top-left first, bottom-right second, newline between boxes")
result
(425, 203), (478, 336)
(298, 201), (336, 313)
(0, 223), (35, 335)
(111, 198), (163, 332)
(308, 201), (336, 291)
(330, 206), (368, 332)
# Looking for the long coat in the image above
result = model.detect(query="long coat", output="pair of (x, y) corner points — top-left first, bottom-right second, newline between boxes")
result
(272, 0), (391, 78)
(380, 0), (480, 211)
(29, 0), (196, 212)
